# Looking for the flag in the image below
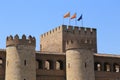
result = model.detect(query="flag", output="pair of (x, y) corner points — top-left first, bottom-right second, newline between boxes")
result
(77, 14), (82, 21)
(64, 12), (70, 18)
(71, 13), (76, 19)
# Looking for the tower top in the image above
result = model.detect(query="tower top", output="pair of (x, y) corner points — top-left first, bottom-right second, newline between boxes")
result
(41, 25), (96, 38)
(6, 34), (36, 47)
(65, 39), (96, 52)
(40, 25), (97, 53)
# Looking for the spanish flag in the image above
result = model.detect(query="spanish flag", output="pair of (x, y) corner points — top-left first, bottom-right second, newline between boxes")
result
(71, 13), (76, 19)
(64, 12), (70, 18)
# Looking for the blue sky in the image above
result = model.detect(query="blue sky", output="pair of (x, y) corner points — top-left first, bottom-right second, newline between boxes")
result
(0, 0), (120, 54)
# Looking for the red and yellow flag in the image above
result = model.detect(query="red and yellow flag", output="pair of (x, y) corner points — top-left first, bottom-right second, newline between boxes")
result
(71, 13), (76, 19)
(64, 12), (70, 18)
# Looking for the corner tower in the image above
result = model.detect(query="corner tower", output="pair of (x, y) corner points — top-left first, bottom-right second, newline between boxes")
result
(66, 41), (95, 80)
(66, 27), (96, 80)
(5, 35), (36, 80)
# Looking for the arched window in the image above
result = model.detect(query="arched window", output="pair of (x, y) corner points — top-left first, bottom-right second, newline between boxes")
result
(56, 60), (64, 70)
(104, 63), (111, 72)
(71, 40), (73, 44)
(85, 39), (87, 43)
(113, 63), (120, 72)
(36, 59), (43, 69)
(45, 60), (54, 70)
(0, 58), (3, 68)
(89, 40), (93, 44)
(94, 62), (102, 71)
(66, 40), (69, 44)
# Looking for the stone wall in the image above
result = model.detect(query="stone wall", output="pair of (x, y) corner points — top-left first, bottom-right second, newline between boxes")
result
(36, 53), (66, 80)
(40, 25), (97, 53)
(5, 35), (36, 80)
(40, 25), (64, 53)
(0, 50), (6, 80)
(66, 49), (95, 80)
(94, 54), (120, 80)
(5, 45), (36, 80)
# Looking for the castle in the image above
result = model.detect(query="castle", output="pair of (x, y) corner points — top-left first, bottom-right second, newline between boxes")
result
(0, 25), (120, 80)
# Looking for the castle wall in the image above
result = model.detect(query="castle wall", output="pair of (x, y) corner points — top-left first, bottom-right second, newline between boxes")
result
(0, 51), (66, 80)
(36, 53), (66, 80)
(94, 54), (120, 80)
(0, 50), (6, 80)
(40, 25), (64, 53)
(0, 25), (120, 80)
(1, 50), (120, 80)
(66, 49), (95, 80)
(40, 25), (97, 53)
(5, 35), (36, 80)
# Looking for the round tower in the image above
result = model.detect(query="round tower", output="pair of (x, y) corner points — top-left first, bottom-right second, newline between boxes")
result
(5, 34), (36, 80)
(66, 40), (95, 80)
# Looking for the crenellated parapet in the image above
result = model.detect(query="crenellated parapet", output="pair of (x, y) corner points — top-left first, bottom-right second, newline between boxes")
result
(41, 25), (96, 38)
(6, 34), (36, 47)
(41, 25), (66, 38)
(65, 39), (96, 52)
(63, 25), (96, 36)
(66, 40), (81, 50)
(40, 25), (97, 53)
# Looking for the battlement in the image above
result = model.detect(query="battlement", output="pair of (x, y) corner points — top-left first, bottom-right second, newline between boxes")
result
(41, 25), (65, 38)
(63, 25), (96, 36)
(66, 39), (97, 52)
(41, 25), (96, 38)
(40, 25), (97, 53)
(6, 34), (36, 47)
(66, 40), (81, 50)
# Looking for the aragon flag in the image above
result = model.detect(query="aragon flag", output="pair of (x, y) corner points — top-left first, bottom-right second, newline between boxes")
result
(77, 14), (82, 21)
(64, 12), (70, 18)
(71, 13), (76, 19)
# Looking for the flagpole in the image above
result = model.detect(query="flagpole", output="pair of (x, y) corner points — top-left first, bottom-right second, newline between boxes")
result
(63, 16), (64, 25)
(75, 13), (77, 26)
(69, 18), (71, 25)
(75, 17), (77, 25)
(82, 17), (83, 27)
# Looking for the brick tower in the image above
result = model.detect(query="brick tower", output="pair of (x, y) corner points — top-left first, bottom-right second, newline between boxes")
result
(5, 35), (36, 80)
(66, 27), (96, 80)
